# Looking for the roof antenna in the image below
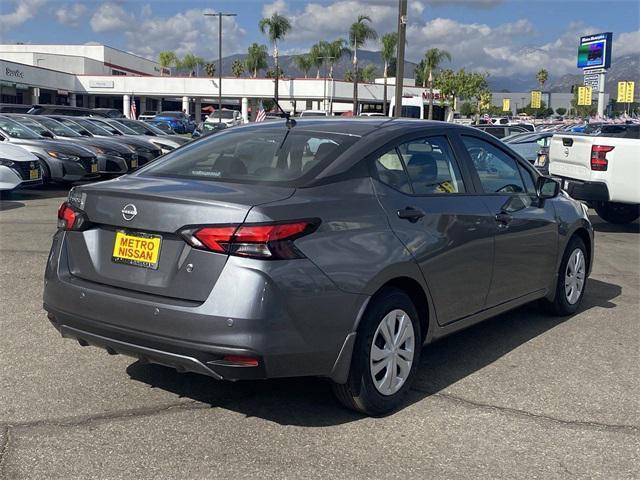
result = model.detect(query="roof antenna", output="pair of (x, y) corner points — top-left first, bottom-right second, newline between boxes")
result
(273, 98), (296, 129)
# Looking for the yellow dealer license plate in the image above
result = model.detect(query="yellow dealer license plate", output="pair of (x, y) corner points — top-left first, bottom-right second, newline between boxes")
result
(112, 231), (162, 269)
(91, 163), (98, 173)
(30, 169), (40, 180)
(131, 158), (138, 168)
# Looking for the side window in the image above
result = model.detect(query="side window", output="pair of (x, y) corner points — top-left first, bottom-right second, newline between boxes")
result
(397, 136), (465, 194)
(374, 149), (412, 194)
(462, 136), (527, 194)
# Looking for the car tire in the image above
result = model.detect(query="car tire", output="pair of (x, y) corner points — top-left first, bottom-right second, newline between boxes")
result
(332, 287), (421, 416)
(594, 201), (640, 224)
(545, 236), (588, 316)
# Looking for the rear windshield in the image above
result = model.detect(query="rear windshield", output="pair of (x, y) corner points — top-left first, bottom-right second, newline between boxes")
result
(140, 127), (359, 185)
(116, 120), (148, 134)
(36, 117), (81, 137)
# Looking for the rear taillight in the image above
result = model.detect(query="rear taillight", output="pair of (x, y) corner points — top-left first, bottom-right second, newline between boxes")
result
(180, 220), (319, 260)
(57, 202), (90, 231)
(590, 145), (614, 171)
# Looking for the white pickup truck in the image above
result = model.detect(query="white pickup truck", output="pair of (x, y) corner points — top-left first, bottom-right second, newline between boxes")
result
(549, 124), (640, 224)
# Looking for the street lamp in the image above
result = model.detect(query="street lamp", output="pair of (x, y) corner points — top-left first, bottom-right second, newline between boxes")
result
(204, 11), (237, 124)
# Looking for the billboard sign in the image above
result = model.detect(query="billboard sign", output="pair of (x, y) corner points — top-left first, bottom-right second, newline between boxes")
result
(530, 90), (542, 109)
(577, 86), (592, 106)
(502, 98), (510, 112)
(583, 72), (600, 90)
(577, 32), (613, 70)
(617, 81), (635, 103)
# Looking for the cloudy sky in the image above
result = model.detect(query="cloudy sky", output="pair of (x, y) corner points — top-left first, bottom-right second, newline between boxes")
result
(1, 0), (639, 79)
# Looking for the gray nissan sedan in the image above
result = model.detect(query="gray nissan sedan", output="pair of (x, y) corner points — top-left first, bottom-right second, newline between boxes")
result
(44, 119), (593, 415)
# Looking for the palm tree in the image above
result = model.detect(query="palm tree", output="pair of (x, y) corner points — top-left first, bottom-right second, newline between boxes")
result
(309, 42), (327, 79)
(349, 15), (377, 113)
(293, 54), (313, 78)
(231, 59), (245, 78)
(360, 64), (377, 82)
(204, 62), (216, 78)
(180, 53), (205, 76)
(422, 48), (451, 119)
(324, 38), (349, 78)
(536, 69), (549, 90)
(380, 32), (398, 115)
(245, 43), (268, 78)
(158, 51), (178, 75)
(259, 12), (292, 102)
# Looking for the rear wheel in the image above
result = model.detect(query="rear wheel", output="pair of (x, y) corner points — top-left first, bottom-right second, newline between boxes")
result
(333, 287), (421, 415)
(594, 201), (640, 224)
(545, 236), (588, 316)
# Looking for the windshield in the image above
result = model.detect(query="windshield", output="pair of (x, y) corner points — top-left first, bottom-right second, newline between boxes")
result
(0, 117), (41, 139)
(87, 119), (120, 135)
(145, 123), (168, 135)
(116, 120), (150, 135)
(73, 118), (113, 136)
(208, 111), (235, 119)
(107, 119), (138, 135)
(35, 117), (81, 137)
(140, 127), (359, 185)
(12, 117), (52, 137)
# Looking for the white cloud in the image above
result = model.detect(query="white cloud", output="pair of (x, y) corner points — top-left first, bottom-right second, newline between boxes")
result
(53, 2), (87, 27)
(0, 0), (46, 30)
(90, 2), (134, 33)
(615, 30), (640, 56)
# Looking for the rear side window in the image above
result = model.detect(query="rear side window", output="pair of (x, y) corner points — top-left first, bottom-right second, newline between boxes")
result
(462, 136), (526, 194)
(141, 128), (358, 185)
(374, 136), (465, 195)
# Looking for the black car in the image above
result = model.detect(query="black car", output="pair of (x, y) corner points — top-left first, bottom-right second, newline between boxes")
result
(28, 105), (94, 116)
(474, 124), (531, 139)
(92, 108), (125, 118)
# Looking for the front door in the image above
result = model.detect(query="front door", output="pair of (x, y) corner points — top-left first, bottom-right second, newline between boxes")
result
(372, 133), (495, 325)
(457, 134), (559, 307)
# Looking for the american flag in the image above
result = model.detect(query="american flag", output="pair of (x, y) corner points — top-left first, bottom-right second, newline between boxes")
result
(130, 96), (137, 120)
(255, 102), (266, 122)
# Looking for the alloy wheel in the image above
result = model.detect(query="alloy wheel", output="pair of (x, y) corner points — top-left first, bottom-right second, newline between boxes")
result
(565, 248), (586, 305)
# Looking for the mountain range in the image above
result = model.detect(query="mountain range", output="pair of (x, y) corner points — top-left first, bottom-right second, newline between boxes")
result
(212, 51), (639, 95)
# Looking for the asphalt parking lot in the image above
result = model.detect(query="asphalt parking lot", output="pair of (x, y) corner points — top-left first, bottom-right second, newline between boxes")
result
(0, 185), (638, 480)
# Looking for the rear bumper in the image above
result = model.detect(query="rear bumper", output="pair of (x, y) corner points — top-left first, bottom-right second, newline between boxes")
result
(558, 178), (609, 202)
(43, 232), (367, 381)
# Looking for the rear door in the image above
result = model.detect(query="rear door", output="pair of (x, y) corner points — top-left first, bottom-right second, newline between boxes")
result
(548, 134), (595, 182)
(372, 133), (495, 325)
(457, 133), (558, 306)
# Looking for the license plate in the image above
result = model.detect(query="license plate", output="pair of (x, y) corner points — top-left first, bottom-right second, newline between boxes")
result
(112, 231), (162, 269)
(131, 159), (138, 168)
(29, 168), (40, 180)
(536, 154), (546, 166)
(91, 163), (98, 173)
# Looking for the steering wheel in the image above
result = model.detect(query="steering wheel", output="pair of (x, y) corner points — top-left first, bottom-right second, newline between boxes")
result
(496, 184), (523, 193)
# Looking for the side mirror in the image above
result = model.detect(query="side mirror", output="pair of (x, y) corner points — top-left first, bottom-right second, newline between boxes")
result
(537, 176), (560, 199)
(80, 130), (91, 136)
(41, 130), (54, 138)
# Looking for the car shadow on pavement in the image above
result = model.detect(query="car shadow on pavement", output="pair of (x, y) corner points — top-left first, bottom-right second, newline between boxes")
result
(589, 214), (639, 234)
(1, 184), (71, 204)
(126, 277), (622, 426)
(0, 200), (25, 211)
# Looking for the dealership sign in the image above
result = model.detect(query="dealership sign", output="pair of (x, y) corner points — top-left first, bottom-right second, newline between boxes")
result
(577, 32), (613, 70)
(583, 72), (600, 90)
(89, 80), (114, 88)
(5, 67), (24, 79)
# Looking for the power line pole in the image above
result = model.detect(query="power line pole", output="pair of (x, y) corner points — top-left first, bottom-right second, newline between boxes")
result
(204, 11), (237, 124)
(394, 0), (407, 118)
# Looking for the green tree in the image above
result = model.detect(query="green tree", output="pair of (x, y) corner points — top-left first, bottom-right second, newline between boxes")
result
(265, 66), (285, 79)
(421, 48), (451, 119)
(536, 69), (549, 90)
(460, 102), (475, 117)
(245, 43), (268, 78)
(555, 107), (567, 116)
(433, 68), (457, 109)
(324, 38), (349, 78)
(344, 64), (377, 82)
(309, 42), (327, 78)
(293, 54), (313, 78)
(380, 32), (398, 115)
(349, 15), (377, 112)
(204, 62), (216, 77)
(259, 12), (292, 102)
(231, 59), (245, 78)
(180, 53), (205, 76)
(158, 51), (179, 73)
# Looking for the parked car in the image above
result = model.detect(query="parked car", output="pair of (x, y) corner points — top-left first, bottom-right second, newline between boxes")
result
(192, 121), (227, 139)
(503, 132), (553, 165)
(108, 118), (190, 153)
(0, 143), (42, 192)
(205, 109), (244, 127)
(28, 104), (94, 117)
(0, 103), (32, 114)
(49, 116), (162, 166)
(473, 124), (531, 139)
(299, 110), (329, 117)
(7, 114), (137, 175)
(138, 111), (157, 122)
(92, 108), (124, 118)
(149, 122), (176, 135)
(549, 125), (640, 224)
(0, 116), (99, 182)
(44, 119), (593, 415)
(150, 111), (196, 134)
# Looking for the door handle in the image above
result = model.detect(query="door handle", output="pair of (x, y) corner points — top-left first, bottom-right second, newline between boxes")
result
(494, 212), (512, 227)
(397, 207), (425, 222)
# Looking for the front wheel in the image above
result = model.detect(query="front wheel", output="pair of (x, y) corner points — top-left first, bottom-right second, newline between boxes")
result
(594, 201), (640, 224)
(333, 287), (421, 416)
(545, 236), (588, 316)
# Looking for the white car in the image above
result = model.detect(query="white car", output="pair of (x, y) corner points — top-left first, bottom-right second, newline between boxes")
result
(138, 111), (157, 122)
(205, 109), (243, 127)
(299, 110), (330, 117)
(0, 143), (42, 191)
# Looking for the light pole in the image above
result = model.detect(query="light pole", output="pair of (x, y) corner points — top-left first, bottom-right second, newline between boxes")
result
(204, 11), (237, 124)
(394, 0), (407, 118)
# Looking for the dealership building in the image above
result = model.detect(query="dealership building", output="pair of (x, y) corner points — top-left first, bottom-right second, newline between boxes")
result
(0, 43), (451, 120)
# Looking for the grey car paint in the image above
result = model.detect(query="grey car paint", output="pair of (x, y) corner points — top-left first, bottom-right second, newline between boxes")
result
(43, 119), (593, 384)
